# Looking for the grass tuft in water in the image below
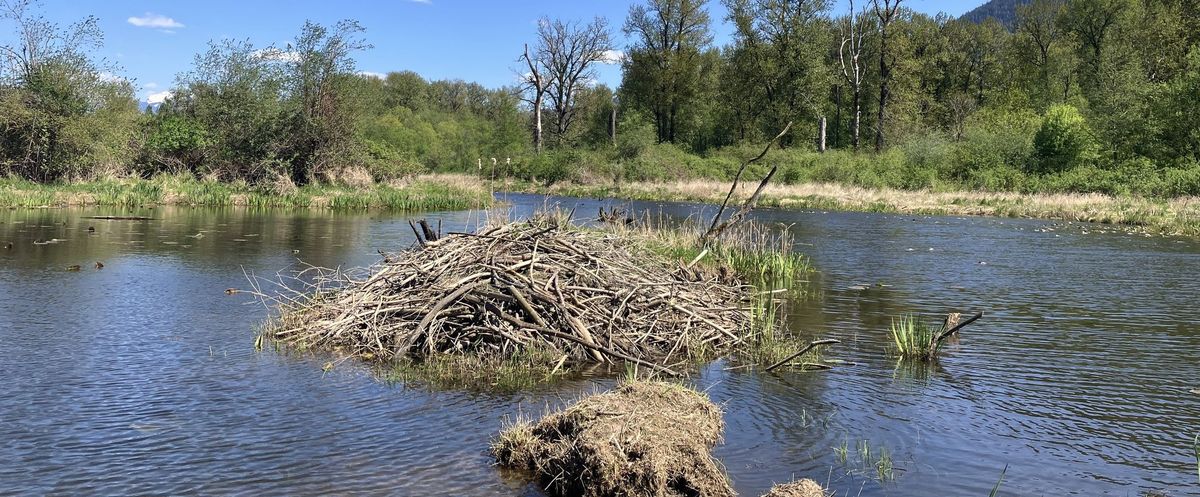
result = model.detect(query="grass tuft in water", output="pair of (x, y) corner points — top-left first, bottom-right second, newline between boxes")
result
(890, 313), (943, 360)
(378, 348), (570, 392)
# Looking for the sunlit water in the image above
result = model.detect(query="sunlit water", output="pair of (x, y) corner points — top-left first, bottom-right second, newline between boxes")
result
(1, 193), (1197, 496)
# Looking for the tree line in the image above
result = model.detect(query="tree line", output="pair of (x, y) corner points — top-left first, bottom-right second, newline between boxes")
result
(2, 0), (1200, 196)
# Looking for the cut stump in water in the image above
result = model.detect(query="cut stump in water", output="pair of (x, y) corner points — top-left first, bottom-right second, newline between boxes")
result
(492, 381), (735, 497)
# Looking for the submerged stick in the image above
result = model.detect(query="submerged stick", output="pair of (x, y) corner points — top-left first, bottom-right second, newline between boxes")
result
(765, 338), (840, 372)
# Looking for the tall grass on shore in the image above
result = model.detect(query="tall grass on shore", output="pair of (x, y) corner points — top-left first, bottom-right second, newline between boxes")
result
(0, 173), (491, 211)
(513, 178), (1200, 237)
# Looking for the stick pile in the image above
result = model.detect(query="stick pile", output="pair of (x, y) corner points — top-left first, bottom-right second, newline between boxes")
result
(262, 217), (751, 373)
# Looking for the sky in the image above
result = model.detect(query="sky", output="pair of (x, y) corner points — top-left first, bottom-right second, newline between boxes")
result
(25, 1), (981, 104)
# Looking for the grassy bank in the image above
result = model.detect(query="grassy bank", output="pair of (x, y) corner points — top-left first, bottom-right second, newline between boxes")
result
(0, 173), (492, 211)
(509, 178), (1200, 237)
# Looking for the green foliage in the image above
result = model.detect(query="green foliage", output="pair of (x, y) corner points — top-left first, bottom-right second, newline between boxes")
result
(1033, 104), (1097, 174)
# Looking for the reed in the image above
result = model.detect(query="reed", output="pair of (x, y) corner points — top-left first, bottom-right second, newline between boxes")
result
(988, 465), (1008, 497)
(1194, 434), (1199, 483)
(890, 313), (942, 360)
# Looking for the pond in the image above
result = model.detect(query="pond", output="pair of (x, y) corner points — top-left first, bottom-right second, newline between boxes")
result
(1, 193), (1197, 496)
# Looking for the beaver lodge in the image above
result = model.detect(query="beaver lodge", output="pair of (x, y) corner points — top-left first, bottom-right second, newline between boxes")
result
(258, 216), (753, 375)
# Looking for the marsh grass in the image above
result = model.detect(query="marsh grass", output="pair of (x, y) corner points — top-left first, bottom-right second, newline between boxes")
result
(833, 438), (897, 482)
(379, 348), (569, 392)
(890, 313), (943, 360)
(516, 178), (1200, 237)
(1193, 434), (1199, 483)
(0, 173), (491, 211)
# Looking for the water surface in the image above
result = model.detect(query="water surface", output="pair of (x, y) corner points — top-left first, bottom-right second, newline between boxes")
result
(1, 195), (1197, 496)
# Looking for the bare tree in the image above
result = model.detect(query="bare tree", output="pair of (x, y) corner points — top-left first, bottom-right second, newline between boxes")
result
(837, 0), (869, 150)
(538, 17), (612, 146)
(871, 0), (902, 152)
(0, 0), (101, 84)
(518, 43), (547, 153)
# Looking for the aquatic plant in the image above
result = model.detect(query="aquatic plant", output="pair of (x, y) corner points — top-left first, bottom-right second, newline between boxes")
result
(989, 465), (1008, 497)
(833, 438), (849, 464)
(890, 313), (942, 360)
(875, 447), (894, 481)
(0, 173), (491, 211)
(380, 348), (569, 392)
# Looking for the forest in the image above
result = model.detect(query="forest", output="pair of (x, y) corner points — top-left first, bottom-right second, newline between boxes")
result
(2, 0), (1199, 197)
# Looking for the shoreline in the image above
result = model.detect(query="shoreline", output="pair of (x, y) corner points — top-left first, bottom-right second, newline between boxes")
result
(505, 179), (1200, 237)
(0, 173), (491, 212)
(6, 174), (1198, 237)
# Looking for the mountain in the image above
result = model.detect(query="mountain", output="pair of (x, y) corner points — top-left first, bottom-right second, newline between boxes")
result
(959, 0), (1032, 29)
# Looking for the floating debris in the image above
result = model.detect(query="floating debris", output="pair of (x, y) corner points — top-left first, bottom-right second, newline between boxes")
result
(66, 265), (81, 272)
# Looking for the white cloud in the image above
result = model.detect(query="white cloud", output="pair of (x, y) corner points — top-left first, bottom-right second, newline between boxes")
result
(146, 91), (173, 105)
(253, 48), (301, 63)
(143, 82), (159, 90)
(98, 72), (126, 83)
(410, 0), (432, 4)
(127, 13), (185, 30)
(599, 50), (624, 65)
(357, 71), (386, 79)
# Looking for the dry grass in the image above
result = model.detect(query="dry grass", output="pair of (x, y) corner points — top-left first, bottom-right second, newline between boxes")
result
(760, 480), (827, 497)
(492, 380), (735, 497)
(527, 179), (1200, 236)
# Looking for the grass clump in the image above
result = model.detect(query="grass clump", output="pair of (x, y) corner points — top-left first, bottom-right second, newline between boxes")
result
(760, 479), (828, 497)
(492, 381), (735, 497)
(379, 348), (569, 392)
(890, 313), (944, 360)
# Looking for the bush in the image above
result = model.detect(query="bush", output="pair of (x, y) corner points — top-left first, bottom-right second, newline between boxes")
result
(1033, 105), (1097, 174)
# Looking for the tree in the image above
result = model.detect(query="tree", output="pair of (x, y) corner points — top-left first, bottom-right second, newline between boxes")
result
(519, 43), (547, 152)
(837, 0), (869, 149)
(170, 38), (285, 178)
(534, 17), (612, 146)
(725, 0), (831, 146)
(0, 0), (136, 180)
(281, 20), (372, 185)
(621, 0), (713, 144)
(871, 0), (902, 152)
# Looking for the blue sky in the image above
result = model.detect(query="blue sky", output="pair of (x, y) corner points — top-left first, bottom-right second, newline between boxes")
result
(29, 1), (980, 103)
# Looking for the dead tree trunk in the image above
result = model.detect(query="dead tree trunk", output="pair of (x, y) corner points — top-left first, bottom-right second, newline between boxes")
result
(817, 116), (827, 152)
(839, 0), (868, 151)
(521, 43), (546, 153)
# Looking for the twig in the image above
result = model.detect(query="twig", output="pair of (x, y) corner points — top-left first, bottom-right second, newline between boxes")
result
(703, 121), (792, 243)
(765, 339), (841, 372)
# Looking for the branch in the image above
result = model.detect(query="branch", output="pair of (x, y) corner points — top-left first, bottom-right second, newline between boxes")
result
(701, 121), (792, 243)
(765, 339), (841, 372)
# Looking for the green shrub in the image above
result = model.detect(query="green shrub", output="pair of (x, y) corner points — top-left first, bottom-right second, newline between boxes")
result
(1033, 105), (1097, 174)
